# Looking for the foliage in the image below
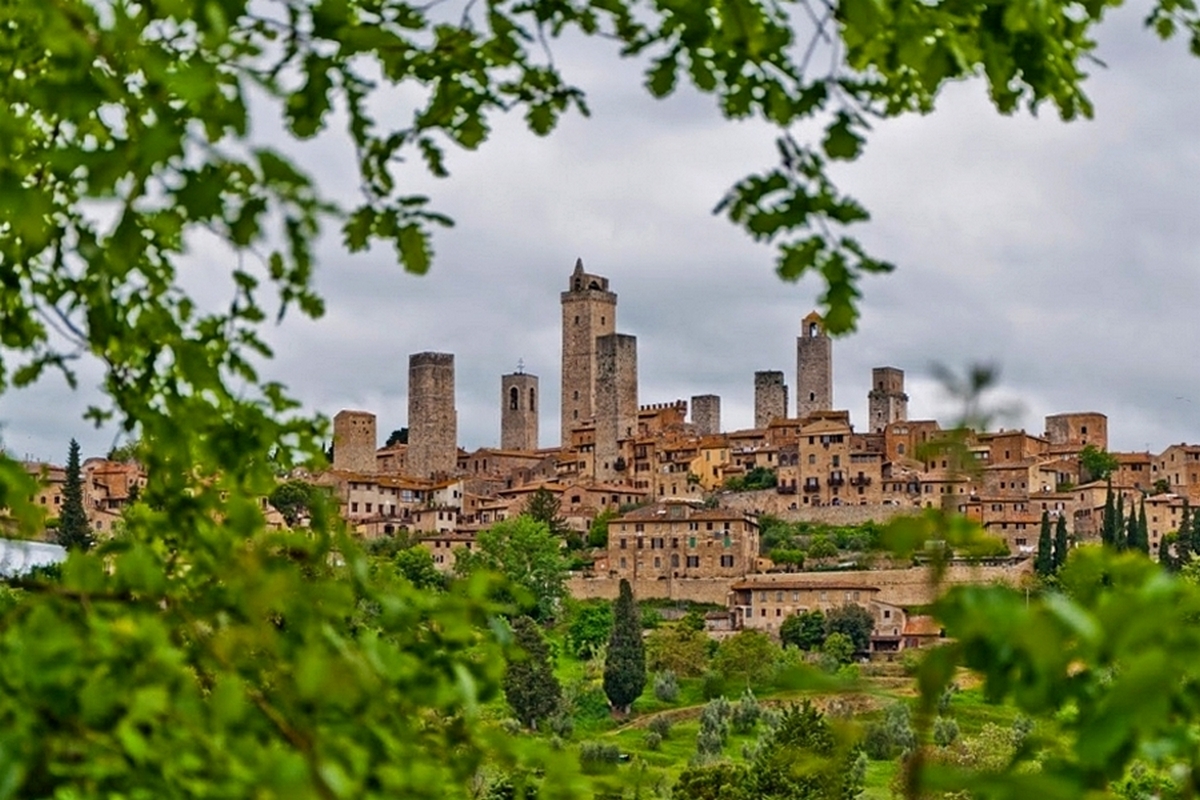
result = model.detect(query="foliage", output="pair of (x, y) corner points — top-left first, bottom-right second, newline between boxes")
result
(603, 579), (646, 713)
(678, 702), (863, 800)
(780, 609), (826, 651)
(648, 714), (672, 740)
(731, 687), (762, 733)
(681, 608), (708, 632)
(524, 488), (570, 542)
(578, 742), (621, 766)
(644, 731), (663, 751)
(1035, 511), (1054, 577)
(824, 604), (874, 653)
(56, 439), (93, 552)
(932, 716), (960, 747)
(1054, 514), (1070, 572)
(1080, 445), (1121, 483)
(807, 536), (839, 560)
(393, 545), (448, 591)
(821, 631), (855, 665)
(385, 429), (408, 447)
(587, 509), (617, 549)
(769, 548), (806, 569)
(567, 600), (613, 659)
(268, 479), (320, 528)
(864, 702), (916, 761)
(646, 625), (711, 677)
(455, 516), (569, 622)
(503, 616), (562, 730)
(653, 670), (680, 703)
(712, 629), (779, 687)
(724, 467), (778, 492)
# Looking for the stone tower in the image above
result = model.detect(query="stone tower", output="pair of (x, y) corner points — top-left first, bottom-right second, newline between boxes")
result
(561, 259), (617, 446)
(691, 394), (721, 436)
(754, 371), (788, 428)
(332, 409), (377, 473)
(796, 311), (832, 418)
(594, 333), (638, 483)
(408, 352), (457, 477)
(501, 369), (539, 451)
(868, 367), (908, 433)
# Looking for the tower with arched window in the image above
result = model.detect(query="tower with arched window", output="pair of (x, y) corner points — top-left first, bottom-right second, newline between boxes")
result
(796, 310), (832, 419)
(501, 370), (539, 451)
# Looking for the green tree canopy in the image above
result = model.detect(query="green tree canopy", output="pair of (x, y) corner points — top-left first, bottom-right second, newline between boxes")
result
(503, 616), (562, 730)
(824, 603), (874, 653)
(1035, 510), (1054, 577)
(779, 609), (826, 651)
(268, 479), (319, 528)
(1080, 445), (1121, 483)
(646, 625), (711, 678)
(567, 600), (613, 659)
(455, 516), (569, 622)
(55, 439), (93, 552)
(713, 629), (779, 687)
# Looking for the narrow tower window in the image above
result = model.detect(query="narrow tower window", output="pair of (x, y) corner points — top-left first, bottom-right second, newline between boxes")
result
(510, 387), (519, 410)
(529, 387), (536, 411)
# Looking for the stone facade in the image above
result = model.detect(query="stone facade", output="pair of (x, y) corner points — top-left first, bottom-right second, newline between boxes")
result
(796, 311), (832, 418)
(1045, 412), (1108, 454)
(407, 352), (457, 477)
(560, 259), (617, 446)
(602, 500), (760, 583)
(594, 333), (638, 483)
(754, 371), (788, 428)
(332, 409), (377, 474)
(691, 394), (721, 436)
(868, 367), (908, 433)
(500, 371), (539, 451)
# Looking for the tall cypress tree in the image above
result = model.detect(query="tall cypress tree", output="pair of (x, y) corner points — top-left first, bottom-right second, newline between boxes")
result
(1054, 514), (1069, 571)
(1136, 499), (1150, 555)
(1177, 502), (1194, 569)
(503, 615), (562, 730)
(57, 438), (93, 552)
(1035, 510), (1054, 577)
(1115, 491), (1126, 551)
(603, 578), (646, 714)
(1125, 505), (1138, 554)
(1101, 482), (1116, 548)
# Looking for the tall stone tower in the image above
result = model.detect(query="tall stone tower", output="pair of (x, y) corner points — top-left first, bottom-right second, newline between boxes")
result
(501, 369), (539, 451)
(561, 259), (617, 446)
(332, 409), (377, 473)
(754, 371), (788, 428)
(868, 367), (908, 433)
(408, 352), (457, 477)
(594, 333), (638, 483)
(796, 311), (832, 418)
(691, 394), (721, 436)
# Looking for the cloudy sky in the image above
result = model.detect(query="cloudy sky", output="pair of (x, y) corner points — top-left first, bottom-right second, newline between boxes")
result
(5, 5), (1200, 462)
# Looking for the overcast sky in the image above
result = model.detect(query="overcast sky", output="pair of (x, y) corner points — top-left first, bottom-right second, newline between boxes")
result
(4, 5), (1200, 463)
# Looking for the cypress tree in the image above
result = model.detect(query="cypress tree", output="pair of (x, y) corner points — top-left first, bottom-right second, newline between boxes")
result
(1054, 514), (1069, 571)
(1115, 491), (1126, 551)
(1190, 511), (1200, 565)
(1125, 505), (1138, 554)
(503, 615), (562, 730)
(1101, 482), (1116, 548)
(57, 438), (94, 552)
(1035, 511), (1054, 577)
(603, 578), (646, 714)
(1177, 502), (1193, 569)
(1137, 499), (1150, 555)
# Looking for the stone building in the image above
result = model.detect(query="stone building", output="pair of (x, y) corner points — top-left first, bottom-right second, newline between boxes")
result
(501, 370), (539, 451)
(754, 371), (788, 428)
(868, 367), (908, 433)
(560, 259), (617, 446)
(605, 500), (760, 583)
(796, 411), (852, 506)
(408, 352), (458, 477)
(691, 394), (721, 436)
(332, 409), (377, 474)
(594, 333), (638, 483)
(1045, 412), (1108, 455)
(796, 311), (832, 418)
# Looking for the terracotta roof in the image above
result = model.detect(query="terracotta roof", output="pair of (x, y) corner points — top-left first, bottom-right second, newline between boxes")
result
(903, 615), (943, 637)
(732, 578), (881, 592)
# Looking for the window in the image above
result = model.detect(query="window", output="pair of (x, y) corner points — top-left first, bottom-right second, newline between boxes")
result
(686, 555), (700, 568)
(792, 591), (799, 601)
(619, 539), (627, 549)
(689, 537), (697, 548)
(351, 502), (359, 512)
(720, 555), (734, 567)
(509, 387), (519, 410)
(653, 557), (661, 568)
(706, 522), (714, 531)
(529, 388), (535, 411)
(620, 557), (627, 568)
(775, 591), (783, 602)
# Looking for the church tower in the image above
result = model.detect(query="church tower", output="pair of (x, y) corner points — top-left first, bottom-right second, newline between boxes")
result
(796, 311), (832, 418)
(501, 368), (539, 451)
(560, 259), (617, 446)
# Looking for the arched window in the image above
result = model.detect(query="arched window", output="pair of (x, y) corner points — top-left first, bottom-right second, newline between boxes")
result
(509, 386), (519, 410)
(809, 322), (818, 337)
(529, 387), (536, 411)
(809, 391), (816, 402)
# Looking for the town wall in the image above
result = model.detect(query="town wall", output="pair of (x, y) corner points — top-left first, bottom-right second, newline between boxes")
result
(717, 490), (920, 525)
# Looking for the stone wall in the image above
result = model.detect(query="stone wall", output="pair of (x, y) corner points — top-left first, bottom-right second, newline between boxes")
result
(569, 560), (1032, 608)
(717, 491), (920, 525)
(691, 394), (721, 436)
(594, 333), (637, 482)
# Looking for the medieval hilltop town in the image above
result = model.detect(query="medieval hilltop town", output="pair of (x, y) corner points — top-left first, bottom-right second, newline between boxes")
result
(23, 260), (1200, 652)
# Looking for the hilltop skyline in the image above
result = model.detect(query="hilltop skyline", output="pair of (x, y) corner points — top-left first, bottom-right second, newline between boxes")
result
(3, 5), (1199, 461)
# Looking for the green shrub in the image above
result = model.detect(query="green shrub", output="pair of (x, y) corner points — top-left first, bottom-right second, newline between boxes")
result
(648, 715), (672, 740)
(579, 741), (621, 764)
(653, 670), (679, 703)
(731, 688), (761, 733)
(933, 716), (959, 747)
(644, 731), (663, 751)
(701, 670), (725, 699)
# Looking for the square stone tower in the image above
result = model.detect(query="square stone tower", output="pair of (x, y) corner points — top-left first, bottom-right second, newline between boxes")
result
(408, 352), (457, 477)
(332, 409), (377, 473)
(796, 311), (832, 418)
(501, 370), (539, 451)
(595, 333), (638, 483)
(868, 367), (908, 433)
(754, 372), (788, 428)
(691, 394), (721, 436)
(561, 259), (617, 446)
